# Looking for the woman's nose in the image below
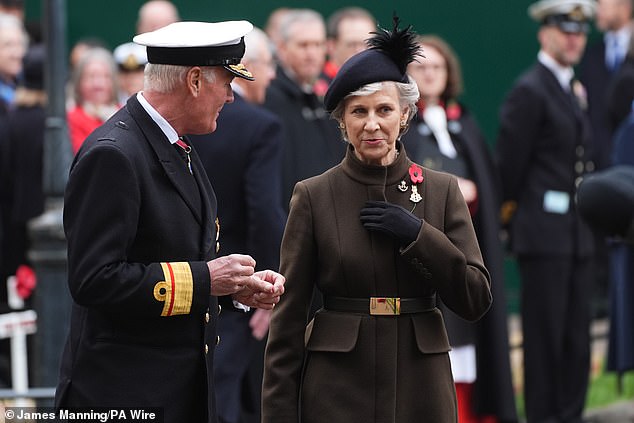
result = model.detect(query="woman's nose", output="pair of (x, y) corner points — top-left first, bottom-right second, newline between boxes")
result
(364, 116), (379, 131)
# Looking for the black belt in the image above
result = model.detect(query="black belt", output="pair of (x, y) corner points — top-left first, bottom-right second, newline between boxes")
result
(324, 296), (436, 315)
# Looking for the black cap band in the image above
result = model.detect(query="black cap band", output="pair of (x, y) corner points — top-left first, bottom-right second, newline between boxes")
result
(542, 14), (590, 33)
(146, 38), (245, 66)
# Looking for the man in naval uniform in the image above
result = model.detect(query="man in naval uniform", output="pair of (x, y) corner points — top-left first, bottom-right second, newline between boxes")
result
(496, 1), (597, 422)
(54, 21), (285, 423)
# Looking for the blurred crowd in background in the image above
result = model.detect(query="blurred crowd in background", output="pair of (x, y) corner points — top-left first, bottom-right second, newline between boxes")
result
(0, 1), (633, 422)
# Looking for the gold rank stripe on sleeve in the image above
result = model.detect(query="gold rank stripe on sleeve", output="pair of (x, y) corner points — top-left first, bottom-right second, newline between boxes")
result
(154, 262), (194, 316)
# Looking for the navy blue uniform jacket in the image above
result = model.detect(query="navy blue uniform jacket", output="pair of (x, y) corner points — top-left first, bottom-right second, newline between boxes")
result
(496, 62), (595, 257)
(579, 39), (614, 170)
(55, 95), (222, 423)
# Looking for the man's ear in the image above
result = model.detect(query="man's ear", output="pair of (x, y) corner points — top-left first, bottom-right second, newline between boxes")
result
(186, 66), (202, 97)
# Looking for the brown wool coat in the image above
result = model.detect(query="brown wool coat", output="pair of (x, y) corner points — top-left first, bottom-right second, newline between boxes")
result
(262, 144), (492, 423)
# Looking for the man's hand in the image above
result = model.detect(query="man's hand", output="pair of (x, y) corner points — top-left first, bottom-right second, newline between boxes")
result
(231, 269), (285, 310)
(456, 177), (478, 204)
(208, 254), (263, 296)
(249, 308), (272, 340)
(254, 269), (285, 296)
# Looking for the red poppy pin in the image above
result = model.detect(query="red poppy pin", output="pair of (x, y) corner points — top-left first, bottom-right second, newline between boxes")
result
(409, 164), (424, 184)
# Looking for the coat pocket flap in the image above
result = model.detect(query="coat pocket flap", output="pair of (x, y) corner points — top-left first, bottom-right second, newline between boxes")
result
(305, 312), (361, 352)
(411, 310), (451, 354)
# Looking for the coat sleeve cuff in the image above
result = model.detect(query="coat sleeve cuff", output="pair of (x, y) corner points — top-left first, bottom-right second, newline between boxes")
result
(153, 261), (210, 316)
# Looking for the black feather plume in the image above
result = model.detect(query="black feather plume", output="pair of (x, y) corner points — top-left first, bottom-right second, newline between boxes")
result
(366, 15), (421, 75)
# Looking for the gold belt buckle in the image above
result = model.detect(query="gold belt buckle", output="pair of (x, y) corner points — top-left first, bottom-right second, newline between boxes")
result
(370, 297), (401, 315)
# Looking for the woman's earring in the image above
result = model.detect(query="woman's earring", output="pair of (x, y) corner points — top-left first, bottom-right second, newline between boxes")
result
(339, 122), (346, 129)
(400, 120), (407, 128)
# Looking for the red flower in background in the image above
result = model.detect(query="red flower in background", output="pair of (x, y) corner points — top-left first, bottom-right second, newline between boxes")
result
(313, 78), (329, 98)
(446, 100), (462, 121)
(16, 265), (36, 300)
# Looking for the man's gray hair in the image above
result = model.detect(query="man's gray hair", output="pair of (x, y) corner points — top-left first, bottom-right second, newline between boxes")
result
(144, 64), (217, 93)
(243, 27), (270, 62)
(278, 9), (324, 43)
(326, 7), (375, 40)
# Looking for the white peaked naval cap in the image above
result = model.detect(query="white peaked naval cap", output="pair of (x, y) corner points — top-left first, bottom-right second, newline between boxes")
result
(133, 20), (254, 80)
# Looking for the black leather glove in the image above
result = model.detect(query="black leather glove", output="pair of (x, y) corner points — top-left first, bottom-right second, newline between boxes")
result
(360, 201), (422, 245)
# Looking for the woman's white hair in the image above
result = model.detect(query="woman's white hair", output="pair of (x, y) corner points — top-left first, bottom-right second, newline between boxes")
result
(144, 64), (217, 93)
(330, 76), (419, 140)
(71, 47), (119, 106)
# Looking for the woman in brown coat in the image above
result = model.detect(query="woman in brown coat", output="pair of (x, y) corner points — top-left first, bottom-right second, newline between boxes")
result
(262, 19), (492, 423)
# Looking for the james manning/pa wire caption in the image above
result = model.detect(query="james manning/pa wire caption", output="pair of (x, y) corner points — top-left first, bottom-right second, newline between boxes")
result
(4, 407), (163, 422)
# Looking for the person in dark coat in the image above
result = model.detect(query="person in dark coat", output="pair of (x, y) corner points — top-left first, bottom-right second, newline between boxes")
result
(264, 8), (345, 315)
(54, 21), (285, 423)
(0, 11), (27, 306)
(189, 27), (286, 423)
(1, 44), (46, 285)
(495, 1), (598, 422)
(605, 22), (634, 132)
(263, 8), (345, 210)
(403, 34), (517, 423)
(0, 43), (46, 387)
(262, 18), (492, 423)
(577, 118), (634, 383)
(577, 0), (633, 334)
(578, 0), (632, 169)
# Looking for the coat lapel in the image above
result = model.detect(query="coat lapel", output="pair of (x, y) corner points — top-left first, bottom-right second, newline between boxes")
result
(537, 63), (581, 121)
(126, 96), (203, 225)
(185, 135), (216, 257)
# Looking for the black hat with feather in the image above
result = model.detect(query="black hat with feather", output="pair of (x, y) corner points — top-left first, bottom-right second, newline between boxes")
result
(324, 15), (421, 112)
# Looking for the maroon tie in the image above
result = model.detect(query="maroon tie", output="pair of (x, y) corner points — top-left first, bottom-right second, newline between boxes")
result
(175, 138), (192, 174)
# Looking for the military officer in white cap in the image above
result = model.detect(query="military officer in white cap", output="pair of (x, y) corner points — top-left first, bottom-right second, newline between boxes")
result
(528, 0), (597, 33)
(496, 1), (597, 422)
(113, 41), (148, 102)
(54, 21), (285, 423)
